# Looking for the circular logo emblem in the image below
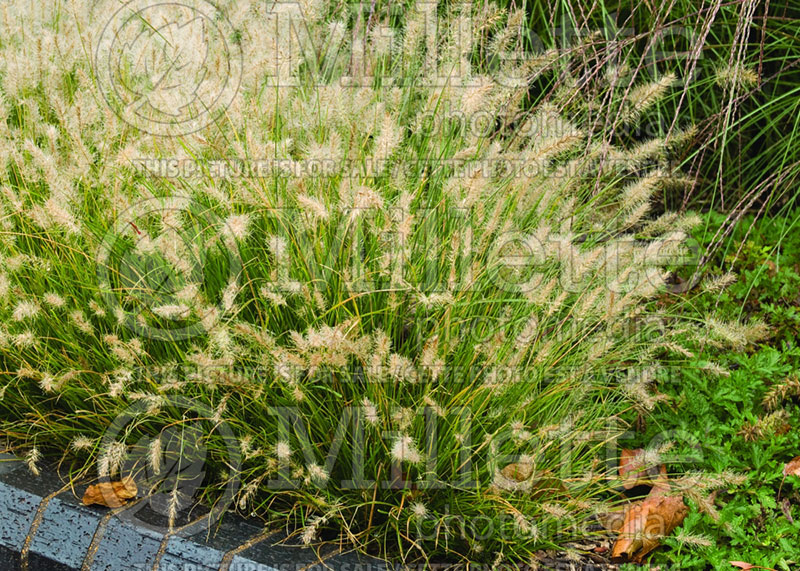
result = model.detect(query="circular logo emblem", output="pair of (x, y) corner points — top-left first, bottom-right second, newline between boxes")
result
(95, 0), (242, 136)
(98, 395), (242, 535)
(96, 196), (242, 341)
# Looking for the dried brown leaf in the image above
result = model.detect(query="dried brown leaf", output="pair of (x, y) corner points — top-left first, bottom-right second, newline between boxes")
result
(81, 477), (138, 508)
(783, 456), (800, 477)
(611, 484), (688, 563)
(729, 562), (777, 571)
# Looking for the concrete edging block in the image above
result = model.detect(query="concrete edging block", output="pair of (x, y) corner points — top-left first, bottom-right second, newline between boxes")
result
(0, 457), (384, 571)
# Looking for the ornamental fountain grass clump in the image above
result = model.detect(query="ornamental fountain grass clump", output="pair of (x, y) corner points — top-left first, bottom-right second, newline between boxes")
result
(0, 0), (762, 564)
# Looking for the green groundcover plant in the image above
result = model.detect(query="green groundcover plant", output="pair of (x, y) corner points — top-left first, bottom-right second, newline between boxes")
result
(0, 0), (767, 565)
(641, 210), (800, 570)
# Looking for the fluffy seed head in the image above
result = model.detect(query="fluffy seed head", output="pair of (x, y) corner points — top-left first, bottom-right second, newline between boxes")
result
(391, 434), (423, 464)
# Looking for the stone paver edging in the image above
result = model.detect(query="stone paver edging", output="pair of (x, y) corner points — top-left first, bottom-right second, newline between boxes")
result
(0, 454), (384, 571)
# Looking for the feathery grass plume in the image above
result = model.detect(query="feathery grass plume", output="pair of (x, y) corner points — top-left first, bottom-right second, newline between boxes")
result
(38, 373), (58, 393)
(361, 397), (380, 425)
(621, 73), (676, 123)
(238, 478), (261, 511)
(297, 194), (329, 221)
(698, 361), (731, 377)
(702, 272), (737, 293)
(704, 317), (769, 351)
(12, 300), (39, 321)
(12, 331), (36, 349)
(88, 300), (106, 318)
(152, 304), (191, 320)
(371, 113), (403, 171)
(620, 170), (663, 210)
(410, 501), (428, 520)
(148, 436), (162, 475)
(221, 278), (240, 313)
(0, 274), (9, 300)
(222, 213), (251, 242)
(763, 376), (800, 411)
(307, 463), (329, 485)
(71, 435), (94, 452)
(715, 64), (758, 89)
(391, 434), (423, 464)
(275, 441), (292, 462)
(42, 292), (66, 307)
(673, 530), (713, 548)
(98, 441), (127, 478)
(69, 310), (93, 334)
(25, 447), (41, 476)
(167, 486), (180, 530)
(524, 103), (584, 159)
(301, 514), (329, 546)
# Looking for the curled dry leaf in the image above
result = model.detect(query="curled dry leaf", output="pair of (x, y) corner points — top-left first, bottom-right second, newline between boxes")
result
(783, 455), (800, 477)
(730, 562), (778, 571)
(611, 482), (688, 563)
(81, 476), (138, 508)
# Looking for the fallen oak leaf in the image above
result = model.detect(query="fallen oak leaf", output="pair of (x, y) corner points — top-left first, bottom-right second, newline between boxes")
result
(783, 456), (800, 477)
(730, 562), (777, 570)
(611, 481), (688, 563)
(82, 476), (138, 508)
(778, 456), (800, 499)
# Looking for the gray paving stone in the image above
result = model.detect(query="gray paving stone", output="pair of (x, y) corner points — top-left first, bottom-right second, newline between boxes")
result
(158, 535), (224, 571)
(90, 515), (164, 570)
(0, 457), (389, 571)
(27, 494), (105, 570)
(0, 479), (39, 560)
(156, 514), (262, 570)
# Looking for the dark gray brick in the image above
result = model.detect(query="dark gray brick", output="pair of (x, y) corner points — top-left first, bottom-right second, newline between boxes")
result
(156, 514), (262, 571)
(90, 516), (164, 570)
(0, 480), (39, 554)
(27, 495), (105, 570)
(158, 535), (225, 571)
(0, 457), (389, 571)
